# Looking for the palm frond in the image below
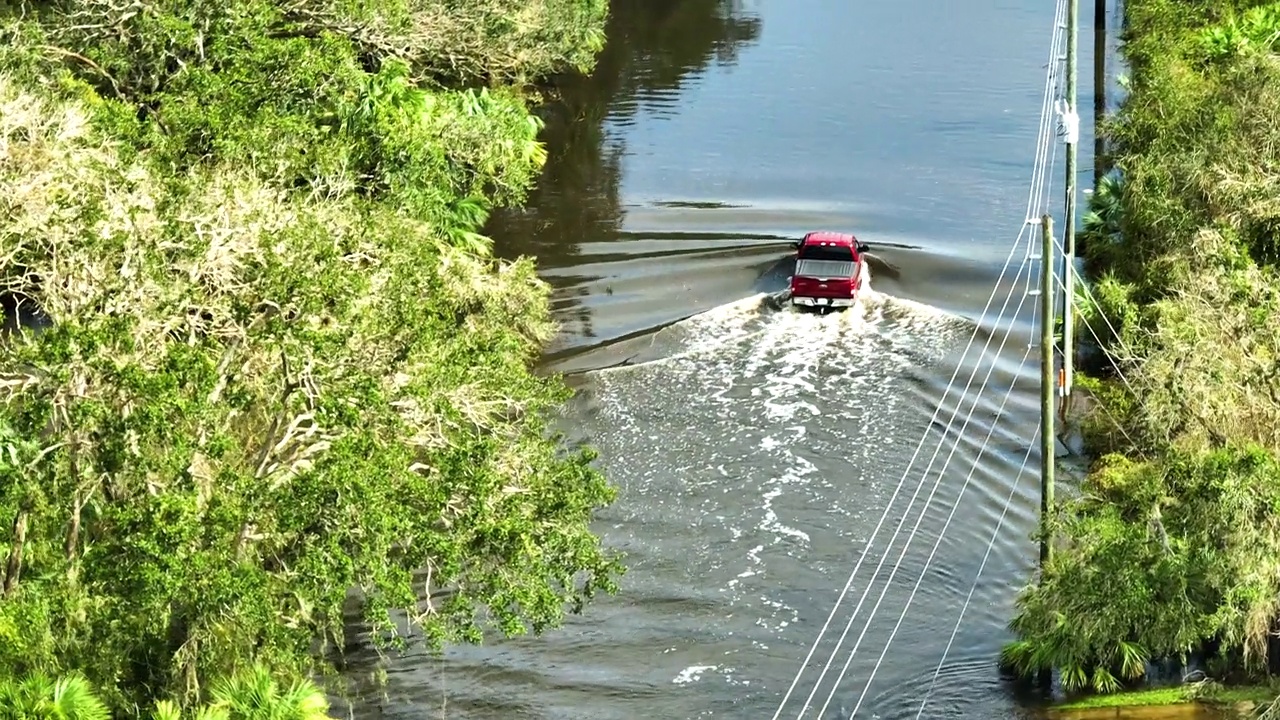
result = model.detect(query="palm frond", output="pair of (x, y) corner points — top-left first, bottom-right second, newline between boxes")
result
(1091, 666), (1122, 694)
(50, 675), (110, 720)
(1062, 663), (1090, 692)
(1117, 641), (1148, 680)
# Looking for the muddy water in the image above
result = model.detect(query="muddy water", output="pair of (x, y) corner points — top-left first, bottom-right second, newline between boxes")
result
(338, 1), (1145, 718)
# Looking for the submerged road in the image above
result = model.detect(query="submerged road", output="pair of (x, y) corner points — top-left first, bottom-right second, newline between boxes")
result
(342, 0), (1127, 717)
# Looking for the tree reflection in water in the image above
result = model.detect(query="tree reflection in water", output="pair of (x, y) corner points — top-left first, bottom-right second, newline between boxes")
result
(485, 0), (763, 349)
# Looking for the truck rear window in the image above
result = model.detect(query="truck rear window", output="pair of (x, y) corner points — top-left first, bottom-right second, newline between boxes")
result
(799, 244), (854, 262)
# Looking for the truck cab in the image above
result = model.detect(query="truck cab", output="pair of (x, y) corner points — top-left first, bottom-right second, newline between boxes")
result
(788, 231), (868, 312)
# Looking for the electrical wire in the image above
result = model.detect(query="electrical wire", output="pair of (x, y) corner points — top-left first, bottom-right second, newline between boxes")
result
(800, 256), (1032, 720)
(819, 287), (1036, 719)
(915, 423), (1040, 718)
(769, 188), (1044, 720)
(769, 1), (1071, 715)
(843, 343), (1037, 718)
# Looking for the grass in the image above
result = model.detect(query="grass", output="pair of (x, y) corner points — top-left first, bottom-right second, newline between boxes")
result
(1057, 684), (1276, 711)
(1058, 687), (1187, 710)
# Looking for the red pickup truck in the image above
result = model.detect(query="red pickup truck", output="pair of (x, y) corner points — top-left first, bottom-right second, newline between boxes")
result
(788, 231), (869, 312)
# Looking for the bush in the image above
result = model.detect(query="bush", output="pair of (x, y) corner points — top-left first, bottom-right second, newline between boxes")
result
(1197, 2), (1280, 62)
(1005, 447), (1280, 690)
(0, 666), (331, 720)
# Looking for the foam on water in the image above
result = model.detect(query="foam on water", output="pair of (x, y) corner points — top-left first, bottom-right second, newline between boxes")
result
(338, 271), (1020, 720)
(582, 277), (970, 695)
(593, 266), (964, 379)
(332, 314), (1039, 711)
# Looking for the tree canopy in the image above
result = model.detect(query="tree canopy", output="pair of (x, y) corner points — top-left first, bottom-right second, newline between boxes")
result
(0, 0), (620, 712)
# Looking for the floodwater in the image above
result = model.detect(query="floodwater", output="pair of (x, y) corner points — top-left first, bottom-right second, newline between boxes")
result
(341, 0), (1134, 718)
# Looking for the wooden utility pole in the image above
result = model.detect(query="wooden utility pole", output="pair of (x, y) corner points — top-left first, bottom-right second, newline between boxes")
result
(1094, 0), (1107, 185)
(1040, 214), (1056, 573)
(1061, 0), (1079, 401)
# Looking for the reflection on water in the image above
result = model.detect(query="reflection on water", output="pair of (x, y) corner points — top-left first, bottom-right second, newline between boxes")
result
(487, 0), (763, 358)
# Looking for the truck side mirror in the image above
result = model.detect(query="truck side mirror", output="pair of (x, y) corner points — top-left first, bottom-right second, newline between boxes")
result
(857, 243), (870, 254)
(790, 240), (802, 250)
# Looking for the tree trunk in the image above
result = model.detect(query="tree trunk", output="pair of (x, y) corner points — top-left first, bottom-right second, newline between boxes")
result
(3, 508), (29, 597)
(65, 497), (81, 561)
(65, 491), (82, 582)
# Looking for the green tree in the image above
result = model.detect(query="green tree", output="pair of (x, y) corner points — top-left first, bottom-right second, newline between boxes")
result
(0, 0), (622, 712)
(1004, 447), (1280, 690)
(1006, 0), (1280, 694)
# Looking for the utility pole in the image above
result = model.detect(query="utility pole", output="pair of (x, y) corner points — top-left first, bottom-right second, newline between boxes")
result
(1061, 0), (1079, 402)
(1039, 214), (1056, 573)
(1094, 0), (1108, 185)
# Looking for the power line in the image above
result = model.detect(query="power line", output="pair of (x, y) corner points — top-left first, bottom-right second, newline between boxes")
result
(769, 1), (1071, 715)
(768, 4), (1070, 712)
(1048, 238), (1141, 402)
(908, 83), (1139, 720)
(855, 5), (1073, 713)
(915, 423), (1040, 718)
(817, 281), (1036, 718)
(799, 3), (1067, 710)
(841, 340), (1038, 719)
(767, 216), (1039, 720)
(1025, 0), (1069, 347)
(1045, 266), (1143, 450)
(801, 256), (1033, 720)
(818, 3), (1072, 714)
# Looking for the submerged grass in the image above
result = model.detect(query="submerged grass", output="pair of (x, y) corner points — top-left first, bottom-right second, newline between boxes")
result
(1058, 687), (1187, 710)
(1056, 684), (1275, 711)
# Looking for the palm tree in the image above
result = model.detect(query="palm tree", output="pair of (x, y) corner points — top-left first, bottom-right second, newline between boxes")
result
(1082, 172), (1124, 249)
(0, 674), (110, 720)
(0, 667), (331, 720)
(206, 665), (331, 720)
